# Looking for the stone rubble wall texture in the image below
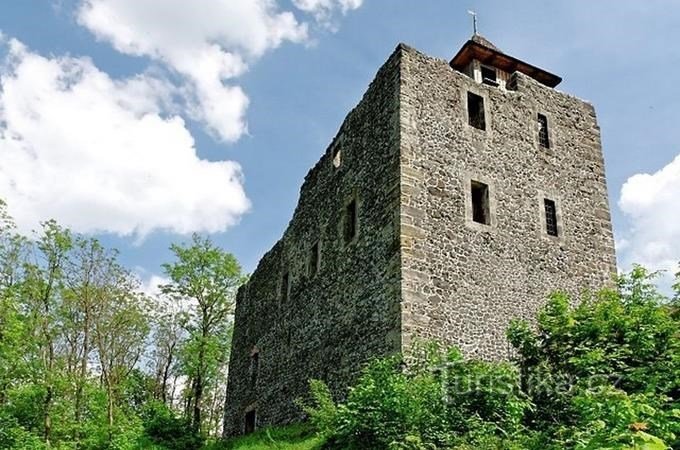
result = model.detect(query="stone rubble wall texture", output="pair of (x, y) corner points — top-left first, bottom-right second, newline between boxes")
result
(398, 47), (616, 359)
(223, 47), (404, 436)
(224, 43), (617, 435)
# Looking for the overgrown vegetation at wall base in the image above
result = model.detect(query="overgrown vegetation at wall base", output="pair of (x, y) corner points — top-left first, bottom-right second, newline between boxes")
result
(209, 424), (322, 450)
(303, 267), (680, 449)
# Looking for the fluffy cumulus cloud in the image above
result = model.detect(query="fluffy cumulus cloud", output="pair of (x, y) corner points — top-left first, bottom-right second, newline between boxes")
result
(0, 39), (249, 237)
(0, 1), (363, 238)
(293, 0), (363, 24)
(77, 0), (312, 142)
(618, 153), (680, 278)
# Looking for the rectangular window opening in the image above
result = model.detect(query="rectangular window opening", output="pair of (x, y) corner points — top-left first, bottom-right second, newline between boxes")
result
(244, 410), (256, 434)
(281, 271), (290, 302)
(544, 199), (558, 237)
(308, 241), (320, 277)
(471, 181), (490, 225)
(481, 66), (498, 86)
(538, 113), (550, 148)
(343, 199), (357, 243)
(467, 92), (486, 130)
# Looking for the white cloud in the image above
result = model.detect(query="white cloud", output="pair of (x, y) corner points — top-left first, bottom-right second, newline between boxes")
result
(77, 0), (310, 142)
(0, 39), (250, 237)
(139, 274), (170, 298)
(618, 153), (680, 279)
(293, 0), (363, 23)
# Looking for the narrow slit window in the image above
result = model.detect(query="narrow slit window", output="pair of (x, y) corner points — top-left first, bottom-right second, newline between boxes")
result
(308, 241), (320, 277)
(538, 114), (550, 148)
(281, 271), (290, 302)
(244, 410), (256, 434)
(544, 199), (558, 237)
(470, 181), (490, 225)
(250, 352), (259, 389)
(467, 92), (486, 130)
(343, 199), (357, 243)
(481, 66), (498, 86)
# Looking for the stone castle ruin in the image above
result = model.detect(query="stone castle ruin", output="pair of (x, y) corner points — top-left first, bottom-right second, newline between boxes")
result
(224, 35), (616, 436)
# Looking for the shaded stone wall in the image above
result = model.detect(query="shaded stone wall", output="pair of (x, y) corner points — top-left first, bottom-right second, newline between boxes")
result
(398, 46), (617, 360)
(224, 46), (404, 436)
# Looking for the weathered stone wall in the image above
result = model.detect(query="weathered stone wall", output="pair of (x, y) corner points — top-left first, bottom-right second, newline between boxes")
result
(224, 46), (404, 436)
(398, 46), (617, 360)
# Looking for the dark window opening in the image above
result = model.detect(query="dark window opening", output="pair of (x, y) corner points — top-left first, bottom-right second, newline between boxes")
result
(281, 271), (289, 302)
(343, 199), (357, 243)
(544, 199), (558, 237)
(250, 352), (259, 389)
(467, 92), (486, 130)
(244, 410), (256, 434)
(471, 181), (490, 225)
(308, 241), (320, 277)
(538, 114), (550, 148)
(481, 66), (498, 86)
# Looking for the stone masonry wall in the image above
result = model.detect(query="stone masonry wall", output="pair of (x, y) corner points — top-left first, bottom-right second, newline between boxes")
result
(224, 46), (404, 436)
(398, 46), (617, 360)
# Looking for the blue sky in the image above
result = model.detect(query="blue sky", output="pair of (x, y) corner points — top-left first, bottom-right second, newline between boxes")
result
(1, 0), (679, 289)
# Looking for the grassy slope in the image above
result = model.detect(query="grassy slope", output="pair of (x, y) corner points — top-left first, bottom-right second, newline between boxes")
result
(206, 424), (324, 450)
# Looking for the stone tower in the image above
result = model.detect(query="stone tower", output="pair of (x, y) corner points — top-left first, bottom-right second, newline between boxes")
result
(224, 35), (616, 436)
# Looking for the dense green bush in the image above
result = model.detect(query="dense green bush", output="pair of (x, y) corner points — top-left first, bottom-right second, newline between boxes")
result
(302, 345), (532, 449)
(141, 401), (204, 450)
(303, 267), (680, 449)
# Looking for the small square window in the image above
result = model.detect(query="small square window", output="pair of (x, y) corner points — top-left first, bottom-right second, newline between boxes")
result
(280, 271), (290, 302)
(467, 92), (486, 130)
(343, 199), (357, 243)
(308, 241), (320, 276)
(544, 199), (558, 237)
(481, 66), (498, 86)
(538, 114), (550, 148)
(471, 181), (490, 225)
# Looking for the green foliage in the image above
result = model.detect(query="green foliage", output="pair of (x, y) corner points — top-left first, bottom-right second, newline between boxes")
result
(141, 401), (203, 450)
(211, 423), (322, 450)
(161, 233), (245, 433)
(304, 266), (680, 449)
(302, 344), (530, 449)
(507, 265), (680, 448)
(0, 411), (47, 450)
(0, 202), (244, 449)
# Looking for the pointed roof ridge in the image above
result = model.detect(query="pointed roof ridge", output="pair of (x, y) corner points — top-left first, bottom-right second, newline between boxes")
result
(470, 33), (501, 53)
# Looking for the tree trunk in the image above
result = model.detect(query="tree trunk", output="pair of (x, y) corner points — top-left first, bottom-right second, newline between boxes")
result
(192, 324), (208, 434)
(160, 342), (175, 405)
(74, 311), (90, 447)
(193, 371), (203, 433)
(106, 377), (115, 444)
(43, 384), (52, 445)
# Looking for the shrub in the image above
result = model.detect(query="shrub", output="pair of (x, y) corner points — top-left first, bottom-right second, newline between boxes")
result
(303, 267), (680, 449)
(302, 344), (530, 449)
(141, 401), (203, 450)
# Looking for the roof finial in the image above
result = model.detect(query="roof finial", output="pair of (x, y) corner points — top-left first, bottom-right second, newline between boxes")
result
(467, 10), (478, 35)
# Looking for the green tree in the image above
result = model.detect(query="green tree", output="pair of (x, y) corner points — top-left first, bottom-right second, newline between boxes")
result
(92, 266), (149, 440)
(0, 200), (29, 406)
(23, 220), (72, 445)
(507, 265), (680, 447)
(161, 234), (244, 434)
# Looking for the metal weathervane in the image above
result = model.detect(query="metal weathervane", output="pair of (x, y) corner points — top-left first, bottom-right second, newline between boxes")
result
(467, 10), (478, 35)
